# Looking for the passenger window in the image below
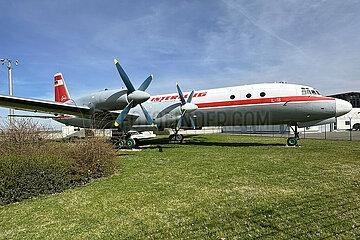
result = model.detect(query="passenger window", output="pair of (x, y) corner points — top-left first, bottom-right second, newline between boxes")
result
(260, 92), (266, 97)
(311, 90), (316, 95)
(306, 88), (311, 94)
(246, 93), (252, 98)
(230, 95), (235, 99)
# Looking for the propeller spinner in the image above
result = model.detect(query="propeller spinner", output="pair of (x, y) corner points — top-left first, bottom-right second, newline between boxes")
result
(114, 59), (154, 127)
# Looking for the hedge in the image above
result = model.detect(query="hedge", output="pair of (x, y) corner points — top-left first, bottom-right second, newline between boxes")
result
(0, 136), (117, 205)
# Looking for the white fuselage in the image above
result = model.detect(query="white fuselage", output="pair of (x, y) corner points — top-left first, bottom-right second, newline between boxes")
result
(56, 82), (352, 130)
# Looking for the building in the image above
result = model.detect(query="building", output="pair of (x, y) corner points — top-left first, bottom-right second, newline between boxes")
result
(328, 92), (360, 130)
(329, 92), (360, 108)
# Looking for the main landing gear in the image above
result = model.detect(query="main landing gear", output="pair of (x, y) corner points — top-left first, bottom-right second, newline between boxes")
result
(169, 129), (184, 143)
(169, 133), (184, 143)
(287, 125), (300, 147)
(112, 131), (137, 149)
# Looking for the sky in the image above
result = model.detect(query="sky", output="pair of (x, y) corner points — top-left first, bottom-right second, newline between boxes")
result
(0, 0), (359, 128)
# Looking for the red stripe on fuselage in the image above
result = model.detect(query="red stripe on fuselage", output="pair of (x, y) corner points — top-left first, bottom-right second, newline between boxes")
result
(196, 96), (335, 109)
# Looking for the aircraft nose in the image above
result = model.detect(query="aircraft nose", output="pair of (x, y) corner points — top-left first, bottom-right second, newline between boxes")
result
(335, 98), (352, 117)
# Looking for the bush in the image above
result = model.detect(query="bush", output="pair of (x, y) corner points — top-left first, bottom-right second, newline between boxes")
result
(61, 138), (117, 179)
(0, 154), (73, 205)
(0, 120), (117, 205)
(0, 120), (49, 156)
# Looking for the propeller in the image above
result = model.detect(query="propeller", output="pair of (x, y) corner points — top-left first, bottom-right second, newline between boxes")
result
(114, 59), (154, 127)
(175, 83), (198, 131)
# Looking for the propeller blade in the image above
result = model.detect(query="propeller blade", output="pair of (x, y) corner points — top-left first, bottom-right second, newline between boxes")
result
(156, 102), (182, 118)
(114, 100), (134, 127)
(140, 104), (154, 126)
(176, 83), (186, 105)
(188, 116), (195, 129)
(114, 59), (135, 93)
(187, 90), (195, 103)
(138, 75), (153, 91)
(176, 116), (183, 130)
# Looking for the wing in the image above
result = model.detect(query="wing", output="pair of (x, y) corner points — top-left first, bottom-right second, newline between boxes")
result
(7, 106), (140, 129)
(0, 94), (93, 117)
(93, 111), (139, 122)
(9, 114), (64, 119)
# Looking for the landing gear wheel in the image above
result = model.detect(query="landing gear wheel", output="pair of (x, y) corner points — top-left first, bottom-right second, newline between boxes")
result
(118, 140), (125, 149)
(126, 138), (136, 148)
(175, 134), (184, 142)
(287, 137), (297, 146)
(169, 134), (184, 143)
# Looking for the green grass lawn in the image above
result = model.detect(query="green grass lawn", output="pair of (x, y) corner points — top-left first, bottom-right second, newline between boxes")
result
(1, 134), (359, 239)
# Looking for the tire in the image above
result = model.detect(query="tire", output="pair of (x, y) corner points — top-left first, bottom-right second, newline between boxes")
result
(287, 137), (297, 146)
(126, 138), (136, 148)
(169, 134), (175, 141)
(118, 140), (125, 149)
(175, 134), (184, 142)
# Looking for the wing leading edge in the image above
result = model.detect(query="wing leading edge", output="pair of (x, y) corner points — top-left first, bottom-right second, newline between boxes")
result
(0, 94), (140, 125)
(0, 94), (92, 118)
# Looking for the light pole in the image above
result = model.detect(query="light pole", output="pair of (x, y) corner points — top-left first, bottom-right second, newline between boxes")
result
(1, 58), (19, 125)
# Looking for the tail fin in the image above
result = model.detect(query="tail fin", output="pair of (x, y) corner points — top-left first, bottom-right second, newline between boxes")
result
(54, 73), (71, 102)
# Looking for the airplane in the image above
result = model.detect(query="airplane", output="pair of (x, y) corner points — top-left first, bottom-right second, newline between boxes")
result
(0, 59), (353, 148)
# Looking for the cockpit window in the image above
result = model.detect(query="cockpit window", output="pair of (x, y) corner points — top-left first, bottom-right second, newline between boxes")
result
(302, 87), (321, 95)
(301, 88), (307, 95)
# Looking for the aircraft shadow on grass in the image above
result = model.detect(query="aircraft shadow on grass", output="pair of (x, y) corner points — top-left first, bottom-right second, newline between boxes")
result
(183, 135), (284, 147)
(185, 140), (284, 147)
(141, 135), (284, 148)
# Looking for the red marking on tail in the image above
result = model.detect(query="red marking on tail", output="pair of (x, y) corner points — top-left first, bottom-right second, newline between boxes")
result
(54, 73), (71, 103)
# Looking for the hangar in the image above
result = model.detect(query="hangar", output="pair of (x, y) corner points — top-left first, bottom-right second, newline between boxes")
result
(328, 92), (360, 130)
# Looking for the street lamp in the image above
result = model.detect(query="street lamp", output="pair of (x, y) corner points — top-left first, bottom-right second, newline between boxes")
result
(1, 58), (19, 125)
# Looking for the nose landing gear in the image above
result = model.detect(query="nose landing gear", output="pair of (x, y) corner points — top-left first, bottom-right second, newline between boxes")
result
(287, 125), (300, 147)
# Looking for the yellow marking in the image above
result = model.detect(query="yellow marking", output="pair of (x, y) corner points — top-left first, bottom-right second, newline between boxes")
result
(176, 127), (179, 130)
(114, 59), (118, 64)
(151, 123), (154, 127)
(114, 121), (119, 127)
(151, 74), (153, 78)
(176, 82), (178, 85)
